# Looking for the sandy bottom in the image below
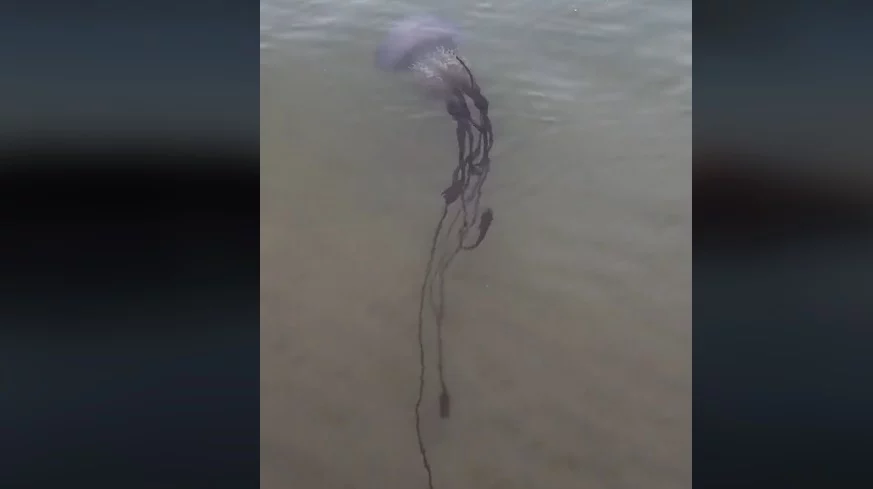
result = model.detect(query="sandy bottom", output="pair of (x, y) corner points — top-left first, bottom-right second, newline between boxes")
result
(259, 71), (691, 488)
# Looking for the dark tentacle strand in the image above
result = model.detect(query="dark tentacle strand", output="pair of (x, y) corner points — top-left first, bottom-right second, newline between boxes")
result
(413, 54), (495, 489)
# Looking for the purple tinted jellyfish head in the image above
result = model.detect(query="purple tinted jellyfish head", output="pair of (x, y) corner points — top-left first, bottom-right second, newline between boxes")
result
(375, 15), (473, 99)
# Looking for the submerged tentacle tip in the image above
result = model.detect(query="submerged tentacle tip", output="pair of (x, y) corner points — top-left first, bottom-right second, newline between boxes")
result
(439, 390), (451, 419)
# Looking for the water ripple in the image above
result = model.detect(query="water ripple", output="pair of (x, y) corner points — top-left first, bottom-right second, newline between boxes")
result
(262, 0), (690, 118)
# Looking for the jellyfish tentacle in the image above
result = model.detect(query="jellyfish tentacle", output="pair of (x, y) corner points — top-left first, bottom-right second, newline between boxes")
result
(375, 16), (497, 489)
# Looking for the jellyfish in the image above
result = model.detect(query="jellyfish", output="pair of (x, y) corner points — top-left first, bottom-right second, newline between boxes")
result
(374, 14), (473, 100)
(375, 14), (494, 208)
(376, 15), (497, 489)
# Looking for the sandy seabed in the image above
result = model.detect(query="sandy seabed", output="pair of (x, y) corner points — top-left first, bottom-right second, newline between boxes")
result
(259, 69), (691, 489)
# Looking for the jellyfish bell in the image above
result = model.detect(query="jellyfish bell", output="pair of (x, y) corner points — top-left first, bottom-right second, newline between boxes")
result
(375, 15), (473, 100)
(374, 15), (457, 71)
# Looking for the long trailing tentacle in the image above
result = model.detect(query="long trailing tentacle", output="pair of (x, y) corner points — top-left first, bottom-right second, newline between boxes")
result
(413, 53), (495, 489)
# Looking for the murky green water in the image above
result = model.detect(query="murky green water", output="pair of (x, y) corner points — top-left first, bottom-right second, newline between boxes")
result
(260, 1), (691, 488)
